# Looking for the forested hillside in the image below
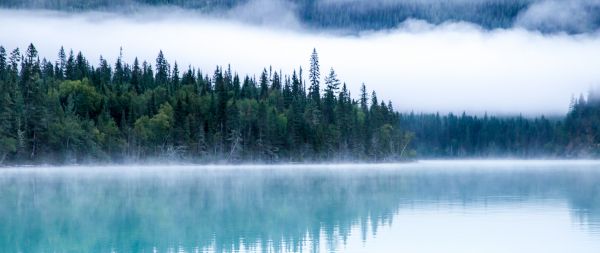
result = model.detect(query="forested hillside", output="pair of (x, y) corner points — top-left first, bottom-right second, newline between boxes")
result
(0, 45), (412, 164)
(0, 44), (598, 164)
(2, 0), (596, 33)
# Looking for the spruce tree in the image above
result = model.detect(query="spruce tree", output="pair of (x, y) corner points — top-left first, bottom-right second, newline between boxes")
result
(56, 46), (66, 80)
(0, 46), (6, 80)
(308, 48), (320, 105)
(259, 68), (269, 99)
(323, 68), (340, 124)
(155, 50), (169, 87)
(131, 57), (142, 94)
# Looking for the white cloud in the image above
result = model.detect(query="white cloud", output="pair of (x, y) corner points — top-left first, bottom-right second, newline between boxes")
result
(224, 0), (301, 28)
(1, 8), (599, 115)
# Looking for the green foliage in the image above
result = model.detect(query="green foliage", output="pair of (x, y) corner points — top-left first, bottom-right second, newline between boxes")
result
(4, 44), (598, 164)
(58, 79), (102, 117)
(134, 102), (174, 148)
(563, 93), (600, 156)
(0, 136), (16, 162)
(399, 112), (567, 158)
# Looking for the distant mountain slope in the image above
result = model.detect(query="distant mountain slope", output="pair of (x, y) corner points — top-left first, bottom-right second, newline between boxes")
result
(2, 0), (599, 33)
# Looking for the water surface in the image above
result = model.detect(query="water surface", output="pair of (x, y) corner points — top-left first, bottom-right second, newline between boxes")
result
(1, 161), (600, 252)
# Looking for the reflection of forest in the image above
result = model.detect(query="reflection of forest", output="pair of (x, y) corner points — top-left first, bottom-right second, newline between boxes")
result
(0, 165), (599, 252)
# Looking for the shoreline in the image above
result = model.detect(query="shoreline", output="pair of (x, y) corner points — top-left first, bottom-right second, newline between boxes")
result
(2, 159), (600, 172)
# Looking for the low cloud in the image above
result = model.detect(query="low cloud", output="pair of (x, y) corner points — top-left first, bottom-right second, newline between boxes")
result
(5, 0), (600, 33)
(224, 0), (301, 28)
(1, 8), (599, 115)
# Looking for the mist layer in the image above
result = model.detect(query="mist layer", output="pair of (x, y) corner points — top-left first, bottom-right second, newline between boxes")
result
(1, 8), (600, 114)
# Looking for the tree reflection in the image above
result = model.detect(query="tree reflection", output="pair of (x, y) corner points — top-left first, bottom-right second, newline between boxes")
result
(0, 165), (599, 252)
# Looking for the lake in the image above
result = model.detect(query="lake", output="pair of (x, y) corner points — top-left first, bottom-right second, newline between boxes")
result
(1, 161), (600, 253)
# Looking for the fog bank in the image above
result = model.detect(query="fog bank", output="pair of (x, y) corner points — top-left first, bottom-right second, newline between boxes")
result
(1, 9), (600, 114)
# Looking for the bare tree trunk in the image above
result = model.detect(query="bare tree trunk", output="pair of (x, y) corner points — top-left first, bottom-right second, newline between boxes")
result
(0, 152), (7, 165)
(227, 131), (241, 161)
(400, 138), (411, 159)
(31, 132), (36, 159)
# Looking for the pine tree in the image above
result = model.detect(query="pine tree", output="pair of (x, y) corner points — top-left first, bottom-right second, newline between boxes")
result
(22, 44), (46, 160)
(291, 70), (302, 100)
(259, 68), (269, 99)
(142, 61), (154, 90)
(65, 50), (76, 80)
(283, 76), (292, 108)
(172, 61), (180, 91)
(0, 46), (6, 80)
(271, 70), (281, 91)
(232, 73), (240, 99)
(308, 48), (320, 105)
(241, 75), (255, 99)
(323, 68), (340, 124)
(155, 50), (169, 87)
(114, 47), (125, 86)
(56, 46), (66, 80)
(360, 83), (368, 112)
(214, 67), (228, 147)
(131, 57), (142, 94)
(74, 51), (88, 80)
(0, 46), (15, 163)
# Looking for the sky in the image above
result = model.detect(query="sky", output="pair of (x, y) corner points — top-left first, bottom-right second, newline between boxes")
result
(1, 5), (600, 115)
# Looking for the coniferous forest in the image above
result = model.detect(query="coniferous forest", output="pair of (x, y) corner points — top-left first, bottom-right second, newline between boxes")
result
(0, 0), (589, 33)
(0, 44), (598, 165)
(0, 45), (413, 164)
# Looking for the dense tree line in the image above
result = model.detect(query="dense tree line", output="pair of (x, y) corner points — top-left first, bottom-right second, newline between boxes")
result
(564, 92), (600, 156)
(0, 45), (412, 164)
(1, 44), (598, 164)
(4, 0), (591, 33)
(399, 94), (600, 158)
(399, 113), (562, 157)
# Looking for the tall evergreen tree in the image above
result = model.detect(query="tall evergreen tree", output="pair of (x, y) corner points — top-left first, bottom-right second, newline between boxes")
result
(360, 83), (368, 112)
(323, 68), (340, 124)
(308, 48), (320, 105)
(0, 46), (6, 80)
(56, 46), (66, 80)
(65, 50), (76, 80)
(172, 61), (180, 90)
(259, 68), (269, 99)
(271, 70), (281, 91)
(155, 50), (169, 87)
(131, 57), (142, 94)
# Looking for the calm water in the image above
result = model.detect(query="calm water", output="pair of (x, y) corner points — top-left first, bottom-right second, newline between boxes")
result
(1, 161), (600, 253)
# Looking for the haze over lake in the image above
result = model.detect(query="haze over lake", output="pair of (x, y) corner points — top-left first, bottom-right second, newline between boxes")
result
(2, 161), (600, 253)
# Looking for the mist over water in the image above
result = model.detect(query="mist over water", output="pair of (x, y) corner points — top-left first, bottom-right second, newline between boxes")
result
(1, 5), (600, 114)
(1, 161), (600, 252)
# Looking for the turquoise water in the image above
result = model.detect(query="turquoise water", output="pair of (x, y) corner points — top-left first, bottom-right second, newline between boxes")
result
(1, 161), (600, 253)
